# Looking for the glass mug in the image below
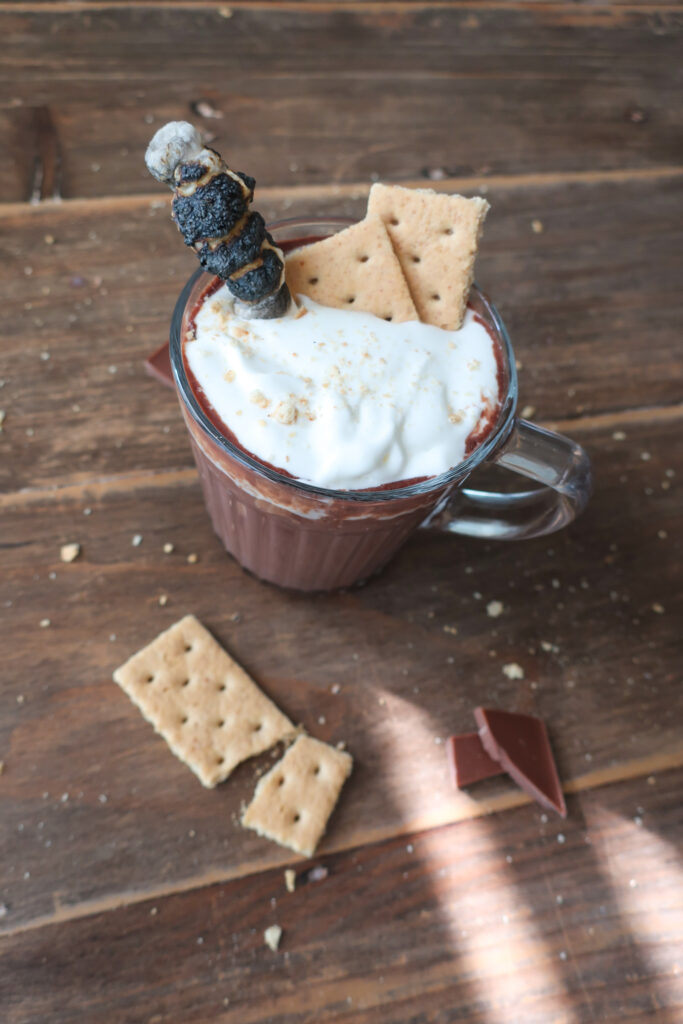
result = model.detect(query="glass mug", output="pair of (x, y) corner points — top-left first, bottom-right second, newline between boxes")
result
(170, 217), (592, 592)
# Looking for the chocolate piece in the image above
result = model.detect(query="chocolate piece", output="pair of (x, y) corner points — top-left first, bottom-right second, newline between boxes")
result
(144, 341), (174, 389)
(474, 707), (567, 817)
(446, 732), (504, 789)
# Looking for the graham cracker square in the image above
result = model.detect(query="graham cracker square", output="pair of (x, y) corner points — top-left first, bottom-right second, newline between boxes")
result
(242, 735), (353, 857)
(285, 216), (418, 323)
(113, 615), (294, 788)
(366, 183), (490, 330)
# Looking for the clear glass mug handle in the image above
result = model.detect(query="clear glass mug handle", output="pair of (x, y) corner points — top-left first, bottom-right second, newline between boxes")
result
(426, 419), (592, 540)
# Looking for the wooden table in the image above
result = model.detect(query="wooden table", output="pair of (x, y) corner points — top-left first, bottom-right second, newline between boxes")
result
(2, 4), (682, 1021)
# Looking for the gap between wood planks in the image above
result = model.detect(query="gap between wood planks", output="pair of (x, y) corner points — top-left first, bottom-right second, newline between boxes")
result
(1, 402), (681, 510)
(1, 166), (682, 220)
(2, 754), (682, 941)
(2, 2), (681, 16)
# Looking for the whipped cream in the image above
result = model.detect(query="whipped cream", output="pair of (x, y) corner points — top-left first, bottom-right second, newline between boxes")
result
(185, 286), (501, 490)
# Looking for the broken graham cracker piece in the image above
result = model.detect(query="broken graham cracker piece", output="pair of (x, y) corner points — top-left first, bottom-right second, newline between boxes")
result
(113, 615), (294, 788)
(242, 735), (352, 857)
(367, 182), (490, 330)
(285, 216), (418, 323)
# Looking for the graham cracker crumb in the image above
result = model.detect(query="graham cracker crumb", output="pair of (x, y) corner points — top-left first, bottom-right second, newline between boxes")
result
(163, 542), (174, 554)
(531, 219), (544, 234)
(284, 869), (296, 893)
(502, 662), (524, 680)
(271, 400), (298, 425)
(264, 925), (282, 951)
(487, 600), (504, 618)
(131, 534), (143, 547)
(60, 543), (81, 563)
(158, 594), (169, 607)
(187, 553), (199, 564)
(249, 390), (270, 409)
(39, 619), (51, 629)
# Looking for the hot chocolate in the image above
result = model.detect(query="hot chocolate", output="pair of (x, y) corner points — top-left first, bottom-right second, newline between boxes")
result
(182, 256), (503, 492)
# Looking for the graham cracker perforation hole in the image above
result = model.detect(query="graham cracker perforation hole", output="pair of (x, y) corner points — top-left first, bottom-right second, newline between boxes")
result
(216, 756), (225, 765)
(430, 294), (441, 301)
(252, 723), (263, 733)
(313, 765), (321, 775)
(218, 683), (227, 692)
(390, 217), (399, 226)
(293, 813), (301, 823)
(181, 716), (189, 725)
(216, 719), (225, 728)
(444, 227), (454, 235)
(358, 255), (369, 262)
(277, 776), (285, 787)
(412, 255), (421, 263)
(181, 678), (190, 687)
(384, 315), (393, 321)
(346, 297), (355, 304)
(308, 276), (318, 285)
(145, 675), (154, 684)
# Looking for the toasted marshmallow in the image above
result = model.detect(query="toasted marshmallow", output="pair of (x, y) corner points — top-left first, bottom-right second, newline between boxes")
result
(145, 121), (204, 184)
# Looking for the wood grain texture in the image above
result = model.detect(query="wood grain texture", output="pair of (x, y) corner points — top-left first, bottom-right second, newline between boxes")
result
(2, 175), (682, 492)
(1, 5), (681, 201)
(1, 412), (681, 929)
(2, 768), (682, 1023)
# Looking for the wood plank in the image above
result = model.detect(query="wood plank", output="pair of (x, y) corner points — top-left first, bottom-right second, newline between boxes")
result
(2, 768), (681, 1022)
(1, 4), (681, 201)
(1, 412), (681, 930)
(1, 175), (681, 492)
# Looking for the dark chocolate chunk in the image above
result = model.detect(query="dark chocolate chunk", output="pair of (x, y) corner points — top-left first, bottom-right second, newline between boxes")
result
(172, 173), (248, 245)
(228, 245), (283, 302)
(474, 707), (567, 817)
(143, 341), (174, 389)
(446, 732), (505, 789)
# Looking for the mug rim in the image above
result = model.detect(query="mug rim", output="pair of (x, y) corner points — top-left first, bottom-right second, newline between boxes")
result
(169, 215), (518, 503)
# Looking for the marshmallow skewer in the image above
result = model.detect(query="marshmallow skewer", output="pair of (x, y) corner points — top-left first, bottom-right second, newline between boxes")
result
(145, 121), (290, 318)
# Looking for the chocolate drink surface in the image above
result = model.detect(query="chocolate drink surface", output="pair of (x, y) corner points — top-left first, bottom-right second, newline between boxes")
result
(182, 238), (503, 493)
